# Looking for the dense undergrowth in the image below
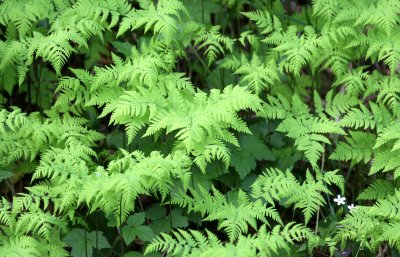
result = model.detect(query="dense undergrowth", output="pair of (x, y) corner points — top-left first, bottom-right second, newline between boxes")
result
(1, 0), (400, 256)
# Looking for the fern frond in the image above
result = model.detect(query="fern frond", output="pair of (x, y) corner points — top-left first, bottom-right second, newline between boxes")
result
(264, 26), (318, 76)
(332, 68), (370, 96)
(0, 236), (42, 257)
(0, 0), (55, 38)
(79, 151), (191, 224)
(146, 222), (316, 257)
(194, 26), (234, 66)
(118, 0), (188, 44)
(330, 131), (376, 165)
(252, 168), (342, 224)
(357, 179), (395, 201)
(340, 104), (377, 129)
(370, 149), (400, 178)
(172, 186), (281, 241)
(16, 209), (68, 241)
(242, 10), (282, 35)
(376, 80), (400, 116)
(234, 53), (279, 94)
(277, 116), (344, 167)
(312, 0), (341, 21)
(324, 90), (359, 118)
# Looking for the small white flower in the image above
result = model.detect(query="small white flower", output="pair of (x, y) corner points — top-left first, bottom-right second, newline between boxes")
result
(348, 204), (357, 211)
(333, 194), (346, 205)
(95, 172), (100, 177)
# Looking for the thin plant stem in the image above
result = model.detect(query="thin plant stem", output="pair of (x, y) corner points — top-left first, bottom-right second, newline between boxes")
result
(1, 76), (3, 105)
(315, 143), (326, 235)
(314, 210), (320, 235)
(189, 44), (210, 74)
(191, 171), (200, 229)
(201, 0), (204, 23)
(119, 194), (124, 256)
(354, 245), (361, 257)
(169, 192), (173, 230)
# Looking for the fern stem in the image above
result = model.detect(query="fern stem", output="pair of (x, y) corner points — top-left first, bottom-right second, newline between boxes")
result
(354, 244), (361, 257)
(220, 68), (225, 88)
(304, 6), (312, 26)
(345, 166), (353, 183)
(138, 197), (144, 211)
(169, 192), (173, 230)
(235, 2), (240, 38)
(191, 171), (200, 229)
(270, 11), (308, 27)
(266, 0), (272, 10)
(284, 0), (291, 25)
(315, 143), (326, 235)
(201, 0), (204, 23)
(123, 131), (126, 150)
(104, 236), (122, 257)
(320, 144), (326, 172)
(27, 74), (32, 111)
(314, 210), (319, 235)
(189, 44), (210, 75)
(1, 75), (3, 105)
(35, 63), (44, 121)
(95, 212), (98, 250)
(119, 193), (124, 256)
(5, 179), (15, 197)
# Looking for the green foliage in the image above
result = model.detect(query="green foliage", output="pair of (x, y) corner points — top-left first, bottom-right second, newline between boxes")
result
(146, 223), (317, 257)
(64, 228), (111, 257)
(172, 186), (282, 241)
(230, 131), (275, 179)
(1, 0), (400, 256)
(122, 212), (155, 244)
(252, 168), (344, 224)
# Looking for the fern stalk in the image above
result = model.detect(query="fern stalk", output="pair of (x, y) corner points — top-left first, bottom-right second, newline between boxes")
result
(315, 143), (326, 235)
(119, 193), (124, 256)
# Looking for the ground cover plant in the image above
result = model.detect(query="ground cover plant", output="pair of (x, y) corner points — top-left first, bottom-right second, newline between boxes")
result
(1, 0), (400, 256)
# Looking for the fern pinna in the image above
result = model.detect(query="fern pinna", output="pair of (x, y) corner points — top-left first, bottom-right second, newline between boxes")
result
(1, 0), (400, 256)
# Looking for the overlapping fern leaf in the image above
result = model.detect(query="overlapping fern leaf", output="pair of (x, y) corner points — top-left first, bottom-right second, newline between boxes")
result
(146, 223), (317, 257)
(251, 168), (343, 224)
(172, 186), (281, 241)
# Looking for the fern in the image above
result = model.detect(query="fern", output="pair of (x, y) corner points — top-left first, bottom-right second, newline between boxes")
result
(265, 94), (345, 167)
(242, 10), (282, 35)
(2, 0), (400, 256)
(357, 179), (396, 201)
(234, 53), (279, 94)
(0, 0), (57, 38)
(118, 0), (188, 44)
(98, 81), (261, 172)
(172, 186), (281, 241)
(332, 67), (370, 97)
(264, 26), (318, 76)
(348, 30), (400, 76)
(252, 168), (343, 224)
(146, 223), (316, 257)
(374, 76), (400, 116)
(0, 108), (102, 166)
(330, 131), (376, 165)
(79, 150), (191, 224)
(312, 0), (341, 21)
(0, 235), (68, 257)
(336, 190), (400, 251)
(334, 0), (400, 36)
(194, 25), (234, 66)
